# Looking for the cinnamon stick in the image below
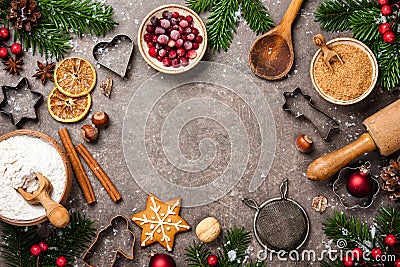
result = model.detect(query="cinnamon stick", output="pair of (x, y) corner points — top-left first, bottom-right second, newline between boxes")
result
(75, 143), (122, 203)
(58, 128), (96, 204)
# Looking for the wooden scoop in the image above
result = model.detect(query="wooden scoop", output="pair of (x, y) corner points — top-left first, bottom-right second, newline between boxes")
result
(248, 0), (304, 80)
(17, 173), (70, 228)
(313, 34), (343, 71)
(307, 99), (400, 181)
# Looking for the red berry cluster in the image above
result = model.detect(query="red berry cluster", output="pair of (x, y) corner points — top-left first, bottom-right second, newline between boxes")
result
(144, 10), (203, 68)
(30, 242), (67, 267)
(0, 27), (22, 59)
(378, 0), (399, 44)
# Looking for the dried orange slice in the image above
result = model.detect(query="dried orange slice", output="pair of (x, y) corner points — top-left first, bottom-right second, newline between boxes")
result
(54, 57), (96, 97)
(47, 87), (92, 123)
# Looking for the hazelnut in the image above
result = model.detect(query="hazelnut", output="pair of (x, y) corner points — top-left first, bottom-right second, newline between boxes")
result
(81, 124), (98, 142)
(91, 112), (109, 128)
(195, 217), (221, 243)
(295, 134), (313, 153)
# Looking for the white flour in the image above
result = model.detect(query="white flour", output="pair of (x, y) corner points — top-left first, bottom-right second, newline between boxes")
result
(0, 135), (66, 221)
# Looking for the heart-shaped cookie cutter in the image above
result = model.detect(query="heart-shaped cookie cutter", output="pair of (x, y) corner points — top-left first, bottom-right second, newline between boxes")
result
(93, 34), (134, 77)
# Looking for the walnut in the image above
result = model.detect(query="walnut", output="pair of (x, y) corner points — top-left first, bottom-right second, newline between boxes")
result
(195, 217), (221, 243)
(312, 195), (328, 213)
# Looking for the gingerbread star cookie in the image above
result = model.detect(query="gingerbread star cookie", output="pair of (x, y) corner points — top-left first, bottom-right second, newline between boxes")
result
(130, 194), (191, 251)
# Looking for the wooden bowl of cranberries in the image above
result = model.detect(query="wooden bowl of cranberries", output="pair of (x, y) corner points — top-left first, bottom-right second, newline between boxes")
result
(138, 4), (207, 74)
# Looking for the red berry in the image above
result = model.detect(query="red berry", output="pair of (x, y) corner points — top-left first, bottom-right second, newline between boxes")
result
(371, 248), (382, 260)
(351, 247), (363, 260)
(169, 50), (177, 59)
(0, 27), (9, 40)
(10, 43), (22, 55)
(179, 19), (189, 28)
(146, 25), (155, 33)
(147, 42), (154, 47)
(195, 35), (203, 43)
(395, 259), (400, 267)
(192, 28), (199, 35)
(177, 48), (186, 57)
(56, 256), (67, 267)
(171, 58), (180, 68)
(181, 57), (189, 66)
(144, 33), (153, 43)
(162, 57), (171, 67)
(381, 5), (392, 16)
(207, 254), (218, 266)
(379, 23), (392, 35)
(385, 234), (397, 246)
(157, 56), (162, 62)
(148, 47), (157, 57)
(30, 245), (41, 256)
(186, 15), (194, 23)
(0, 47), (8, 59)
(188, 49), (197, 59)
(383, 31), (396, 43)
(38, 242), (48, 252)
(343, 256), (354, 267)
(378, 0), (390, 5)
(192, 42), (199, 50)
(172, 11), (179, 18)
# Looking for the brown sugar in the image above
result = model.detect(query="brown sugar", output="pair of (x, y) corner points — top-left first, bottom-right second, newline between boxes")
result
(313, 44), (373, 101)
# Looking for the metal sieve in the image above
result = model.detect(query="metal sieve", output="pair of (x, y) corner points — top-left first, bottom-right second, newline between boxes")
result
(243, 179), (309, 252)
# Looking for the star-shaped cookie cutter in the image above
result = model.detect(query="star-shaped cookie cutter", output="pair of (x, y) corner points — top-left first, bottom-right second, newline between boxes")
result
(0, 78), (43, 127)
(82, 215), (136, 267)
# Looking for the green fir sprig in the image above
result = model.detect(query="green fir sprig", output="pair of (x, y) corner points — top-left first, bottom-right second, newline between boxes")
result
(185, 226), (266, 267)
(315, 0), (400, 90)
(186, 0), (273, 52)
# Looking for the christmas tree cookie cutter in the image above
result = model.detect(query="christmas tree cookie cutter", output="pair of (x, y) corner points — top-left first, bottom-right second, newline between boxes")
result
(93, 34), (134, 77)
(333, 162), (380, 209)
(82, 215), (136, 267)
(283, 87), (339, 140)
(0, 78), (43, 128)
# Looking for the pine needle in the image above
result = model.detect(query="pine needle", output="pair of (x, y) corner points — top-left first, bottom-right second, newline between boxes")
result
(239, 0), (273, 35)
(186, 0), (214, 13)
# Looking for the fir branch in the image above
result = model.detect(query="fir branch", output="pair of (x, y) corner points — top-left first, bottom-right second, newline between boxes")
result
(218, 226), (252, 267)
(239, 0), (273, 35)
(349, 6), (381, 49)
(186, 0), (214, 13)
(0, 223), (38, 267)
(377, 41), (400, 90)
(206, 0), (239, 52)
(315, 0), (378, 32)
(375, 206), (400, 248)
(38, 0), (117, 37)
(185, 241), (210, 267)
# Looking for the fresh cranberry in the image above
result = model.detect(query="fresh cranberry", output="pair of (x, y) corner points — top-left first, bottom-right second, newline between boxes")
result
(184, 27), (192, 34)
(176, 39), (184, 48)
(179, 28), (184, 35)
(148, 47), (158, 57)
(177, 48), (186, 57)
(0, 27), (9, 40)
(188, 50), (197, 59)
(168, 39), (176, 47)
(187, 33), (195, 41)
(162, 11), (172, 19)
(179, 15), (185, 21)
(195, 35), (203, 43)
(157, 56), (163, 62)
(170, 30), (180, 40)
(184, 41), (192, 50)
(155, 27), (165, 35)
(185, 15), (193, 23)
(192, 28), (199, 35)
(172, 59), (180, 68)
(170, 18), (178, 25)
(160, 19), (171, 29)
(152, 35), (158, 42)
(155, 43), (163, 50)
(172, 12), (179, 18)
(192, 42), (199, 49)
(181, 57), (189, 66)
(169, 50), (177, 59)
(162, 57), (172, 67)
(144, 33), (153, 43)
(179, 19), (189, 28)
(147, 42), (154, 47)
(0, 47), (8, 59)
(151, 16), (160, 26)
(157, 34), (169, 45)
(146, 25), (155, 33)
(158, 49), (167, 57)
(181, 35), (187, 41)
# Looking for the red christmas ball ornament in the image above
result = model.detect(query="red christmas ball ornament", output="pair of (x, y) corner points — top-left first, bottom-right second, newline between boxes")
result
(351, 247), (363, 260)
(383, 31), (396, 44)
(379, 22), (392, 35)
(0, 47), (8, 59)
(346, 167), (373, 198)
(0, 27), (9, 40)
(378, 0), (390, 5)
(10, 43), (22, 55)
(207, 254), (218, 266)
(38, 241), (48, 252)
(56, 256), (67, 267)
(342, 256), (354, 267)
(371, 248), (383, 260)
(381, 5), (392, 16)
(395, 258), (400, 267)
(30, 244), (41, 256)
(385, 234), (397, 246)
(149, 253), (176, 267)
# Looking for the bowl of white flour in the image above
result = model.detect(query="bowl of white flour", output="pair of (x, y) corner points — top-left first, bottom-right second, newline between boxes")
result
(0, 130), (72, 226)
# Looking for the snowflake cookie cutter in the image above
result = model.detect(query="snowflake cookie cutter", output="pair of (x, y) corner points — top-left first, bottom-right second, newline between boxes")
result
(0, 78), (43, 128)
(93, 34), (134, 77)
(130, 194), (191, 252)
(82, 215), (136, 267)
(283, 87), (339, 140)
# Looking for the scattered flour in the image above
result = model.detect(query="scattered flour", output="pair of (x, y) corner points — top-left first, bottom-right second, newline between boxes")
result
(0, 135), (67, 221)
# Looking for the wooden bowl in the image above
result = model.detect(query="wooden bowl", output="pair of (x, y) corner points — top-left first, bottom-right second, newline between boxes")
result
(310, 37), (378, 105)
(138, 4), (207, 74)
(0, 130), (72, 226)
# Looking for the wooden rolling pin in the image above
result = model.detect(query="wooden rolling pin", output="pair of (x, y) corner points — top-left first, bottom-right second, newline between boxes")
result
(307, 99), (400, 181)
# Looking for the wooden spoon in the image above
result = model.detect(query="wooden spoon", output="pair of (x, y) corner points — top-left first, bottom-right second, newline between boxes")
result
(17, 173), (70, 228)
(248, 0), (304, 80)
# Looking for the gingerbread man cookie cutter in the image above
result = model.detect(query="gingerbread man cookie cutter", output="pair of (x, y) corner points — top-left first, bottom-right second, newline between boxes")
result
(82, 215), (135, 267)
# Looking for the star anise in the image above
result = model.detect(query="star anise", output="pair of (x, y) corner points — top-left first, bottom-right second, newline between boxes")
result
(3, 56), (23, 75)
(32, 61), (55, 85)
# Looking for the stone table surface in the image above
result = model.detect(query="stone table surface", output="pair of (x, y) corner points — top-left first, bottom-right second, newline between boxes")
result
(1, 0), (400, 266)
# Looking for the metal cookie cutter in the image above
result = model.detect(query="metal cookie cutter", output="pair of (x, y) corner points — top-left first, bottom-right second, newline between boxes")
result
(283, 87), (339, 140)
(0, 78), (43, 128)
(93, 34), (134, 77)
(82, 215), (135, 267)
